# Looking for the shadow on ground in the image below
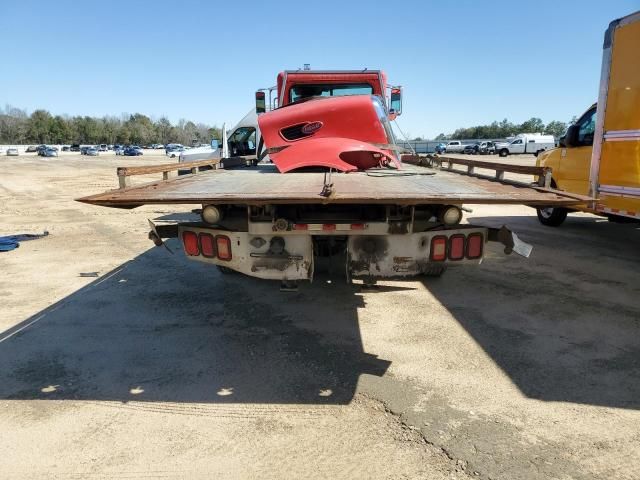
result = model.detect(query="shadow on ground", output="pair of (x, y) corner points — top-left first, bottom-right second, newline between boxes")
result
(0, 239), (391, 404)
(424, 214), (640, 409)
(2, 213), (639, 410)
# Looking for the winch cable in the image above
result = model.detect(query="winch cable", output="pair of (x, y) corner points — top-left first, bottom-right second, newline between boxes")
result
(392, 119), (417, 156)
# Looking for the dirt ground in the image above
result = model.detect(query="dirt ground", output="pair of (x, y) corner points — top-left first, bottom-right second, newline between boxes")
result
(1, 152), (639, 480)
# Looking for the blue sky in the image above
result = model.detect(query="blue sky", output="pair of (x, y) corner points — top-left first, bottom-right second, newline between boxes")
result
(1, 0), (637, 138)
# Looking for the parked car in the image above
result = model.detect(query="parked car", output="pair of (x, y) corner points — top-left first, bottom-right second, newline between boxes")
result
(62, 145), (70, 152)
(114, 146), (125, 155)
(6, 148), (19, 156)
(70, 144), (81, 152)
(85, 147), (99, 156)
(463, 143), (478, 154)
(26, 145), (38, 153)
(36, 145), (48, 156)
(444, 141), (465, 153)
(43, 147), (58, 157)
(99, 144), (108, 151)
(167, 146), (186, 158)
(165, 143), (184, 154)
(474, 141), (496, 155)
(434, 143), (446, 154)
(124, 146), (143, 156)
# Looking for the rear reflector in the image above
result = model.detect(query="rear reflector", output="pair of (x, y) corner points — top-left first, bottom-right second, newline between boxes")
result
(182, 231), (199, 256)
(430, 236), (447, 261)
(467, 233), (483, 259)
(350, 223), (365, 230)
(216, 235), (232, 261)
(199, 233), (216, 258)
(322, 224), (336, 231)
(449, 234), (465, 261)
(293, 223), (308, 230)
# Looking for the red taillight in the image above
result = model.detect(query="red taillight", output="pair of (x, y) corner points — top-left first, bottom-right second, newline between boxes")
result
(449, 235), (465, 261)
(322, 224), (336, 231)
(430, 236), (447, 261)
(350, 223), (365, 230)
(216, 235), (232, 261)
(199, 233), (216, 258)
(182, 231), (199, 256)
(467, 233), (484, 259)
(293, 223), (308, 230)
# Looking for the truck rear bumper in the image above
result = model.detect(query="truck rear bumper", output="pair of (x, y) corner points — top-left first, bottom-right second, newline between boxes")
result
(172, 224), (521, 282)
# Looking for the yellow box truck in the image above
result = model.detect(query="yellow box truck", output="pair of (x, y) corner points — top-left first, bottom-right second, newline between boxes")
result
(536, 10), (640, 226)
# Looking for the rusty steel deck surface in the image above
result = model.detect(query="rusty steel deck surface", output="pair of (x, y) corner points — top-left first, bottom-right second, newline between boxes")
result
(77, 164), (587, 208)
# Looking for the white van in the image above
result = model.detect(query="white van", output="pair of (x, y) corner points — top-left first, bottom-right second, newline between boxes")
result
(225, 109), (261, 160)
(178, 109), (262, 165)
(495, 134), (555, 157)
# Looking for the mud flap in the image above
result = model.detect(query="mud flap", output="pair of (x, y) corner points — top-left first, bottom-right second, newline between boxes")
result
(486, 226), (533, 258)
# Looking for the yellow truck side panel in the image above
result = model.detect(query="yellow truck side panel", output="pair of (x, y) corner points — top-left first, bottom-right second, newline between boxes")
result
(603, 19), (640, 131)
(600, 141), (640, 189)
(597, 14), (640, 216)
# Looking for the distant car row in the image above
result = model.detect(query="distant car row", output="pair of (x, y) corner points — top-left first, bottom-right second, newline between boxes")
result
(22, 143), (167, 153)
(434, 134), (555, 157)
(434, 141), (497, 155)
(13, 143), (210, 159)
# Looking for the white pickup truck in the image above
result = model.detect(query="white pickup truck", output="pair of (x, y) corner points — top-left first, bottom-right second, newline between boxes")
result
(494, 134), (555, 157)
(444, 140), (465, 153)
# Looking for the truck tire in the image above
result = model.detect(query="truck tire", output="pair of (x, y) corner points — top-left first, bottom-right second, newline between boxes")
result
(422, 264), (447, 277)
(536, 207), (568, 226)
(534, 150), (543, 157)
(499, 148), (509, 157)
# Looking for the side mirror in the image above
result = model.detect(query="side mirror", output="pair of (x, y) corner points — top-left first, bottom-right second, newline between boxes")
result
(563, 124), (579, 148)
(390, 87), (402, 116)
(255, 91), (266, 114)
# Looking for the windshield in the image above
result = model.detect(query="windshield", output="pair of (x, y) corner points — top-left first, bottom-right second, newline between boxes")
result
(290, 83), (373, 103)
(370, 95), (399, 162)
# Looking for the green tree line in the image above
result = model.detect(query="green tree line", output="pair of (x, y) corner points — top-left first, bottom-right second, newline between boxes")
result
(0, 105), (222, 146)
(432, 117), (569, 141)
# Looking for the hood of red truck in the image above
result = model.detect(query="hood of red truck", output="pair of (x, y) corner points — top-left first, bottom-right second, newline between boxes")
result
(257, 95), (400, 172)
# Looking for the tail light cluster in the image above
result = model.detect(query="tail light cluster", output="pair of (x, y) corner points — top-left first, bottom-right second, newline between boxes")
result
(429, 233), (483, 262)
(182, 231), (232, 261)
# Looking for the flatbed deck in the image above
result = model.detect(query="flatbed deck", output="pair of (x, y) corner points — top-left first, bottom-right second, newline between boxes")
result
(77, 163), (588, 208)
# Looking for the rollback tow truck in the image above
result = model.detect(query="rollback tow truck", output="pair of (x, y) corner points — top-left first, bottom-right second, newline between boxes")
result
(77, 69), (589, 289)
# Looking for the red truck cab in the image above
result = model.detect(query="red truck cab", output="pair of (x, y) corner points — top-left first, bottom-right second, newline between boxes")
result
(255, 69), (403, 172)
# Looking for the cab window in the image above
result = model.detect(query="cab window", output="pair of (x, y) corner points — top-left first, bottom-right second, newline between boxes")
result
(512, 139), (523, 145)
(576, 108), (597, 146)
(290, 83), (373, 103)
(228, 127), (256, 157)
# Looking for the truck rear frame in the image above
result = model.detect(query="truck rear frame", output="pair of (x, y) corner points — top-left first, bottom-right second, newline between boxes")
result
(79, 156), (589, 286)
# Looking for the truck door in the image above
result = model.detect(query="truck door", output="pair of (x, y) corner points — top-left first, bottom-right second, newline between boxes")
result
(510, 138), (524, 153)
(557, 107), (596, 196)
(227, 126), (257, 160)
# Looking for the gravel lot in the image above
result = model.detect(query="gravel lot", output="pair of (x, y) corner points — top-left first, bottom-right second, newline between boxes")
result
(1, 152), (639, 479)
